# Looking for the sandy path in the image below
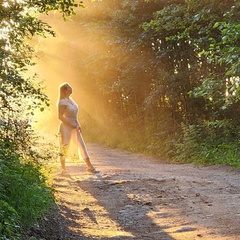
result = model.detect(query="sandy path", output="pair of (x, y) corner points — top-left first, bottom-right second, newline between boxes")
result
(29, 143), (240, 240)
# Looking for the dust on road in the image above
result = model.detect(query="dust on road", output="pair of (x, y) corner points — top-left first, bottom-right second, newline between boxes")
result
(28, 143), (240, 240)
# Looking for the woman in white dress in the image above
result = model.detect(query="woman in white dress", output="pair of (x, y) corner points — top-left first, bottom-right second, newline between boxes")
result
(57, 82), (98, 174)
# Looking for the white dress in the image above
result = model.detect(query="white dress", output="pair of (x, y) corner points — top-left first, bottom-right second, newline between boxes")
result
(58, 98), (89, 159)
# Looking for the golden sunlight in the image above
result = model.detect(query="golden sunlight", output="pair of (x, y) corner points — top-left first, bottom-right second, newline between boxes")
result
(2, 0), (25, 6)
(1, 0), (25, 9)
(27, 3), (114, 136)
(2, 1), (9, 8)
(0, 20), (11, 40)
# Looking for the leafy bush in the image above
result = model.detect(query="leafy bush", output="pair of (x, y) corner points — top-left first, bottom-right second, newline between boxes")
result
(0, 0), (83, 238)
(174, 120), (240, 167)
(0, 201), (21, 240)
(0, 128), (56, 238)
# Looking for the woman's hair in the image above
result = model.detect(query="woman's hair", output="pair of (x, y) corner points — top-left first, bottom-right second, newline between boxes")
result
(58, 82), (70, 100)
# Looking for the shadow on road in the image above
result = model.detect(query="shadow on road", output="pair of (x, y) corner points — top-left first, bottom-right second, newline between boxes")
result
(73, 169), (176, 240)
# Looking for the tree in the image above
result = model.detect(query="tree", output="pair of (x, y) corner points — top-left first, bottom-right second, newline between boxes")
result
(0, 0), (84, 237)
(142, 0), (240, 122)
(0, 0), (86, 157)
(62, 0), (240, 161)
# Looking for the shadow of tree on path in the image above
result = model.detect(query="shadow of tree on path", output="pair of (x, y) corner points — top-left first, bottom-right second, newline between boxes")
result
(75, 172), (176, 240)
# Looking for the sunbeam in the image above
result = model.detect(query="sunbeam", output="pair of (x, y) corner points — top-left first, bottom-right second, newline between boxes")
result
(26, 2), (112, 137)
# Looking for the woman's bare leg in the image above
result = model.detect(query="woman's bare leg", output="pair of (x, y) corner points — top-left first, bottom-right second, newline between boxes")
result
(59, 142), (69, 173)
(83, 157), (94, 170)
(60, 158), (67, 172)
(74, 130), (99, 173)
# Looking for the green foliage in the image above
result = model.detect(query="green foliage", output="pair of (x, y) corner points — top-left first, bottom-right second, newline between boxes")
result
(0, 201), (20, 240)
(0, 132), (56, 236)
(211, 4), (240, 76)
(141, 0), (240, 122)
(74, 0), (240, 167)
(0, 0), (84, 112)
(0, 0), (83, 239)
(174, 120), (240, 167)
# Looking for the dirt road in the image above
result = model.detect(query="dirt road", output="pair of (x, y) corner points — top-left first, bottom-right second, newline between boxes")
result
(28, 143), (240, 240)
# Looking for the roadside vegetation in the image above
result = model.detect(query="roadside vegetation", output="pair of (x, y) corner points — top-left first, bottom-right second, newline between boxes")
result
(66, 0), (240, 167)
(0, 0), (239, 239)
(0, 0), (82, 239)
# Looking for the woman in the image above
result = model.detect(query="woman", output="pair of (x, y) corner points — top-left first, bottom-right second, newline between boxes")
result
(57, 82), (98, 174)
